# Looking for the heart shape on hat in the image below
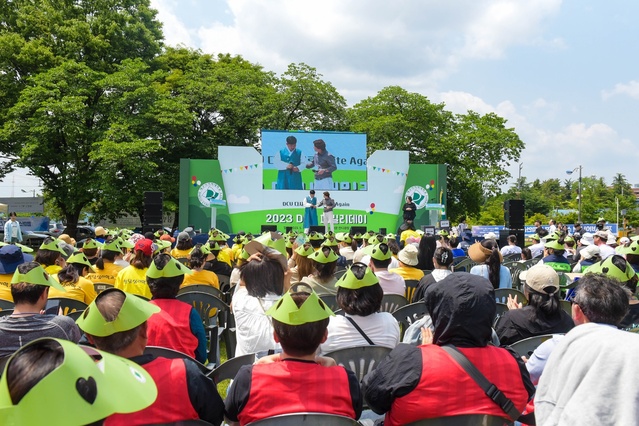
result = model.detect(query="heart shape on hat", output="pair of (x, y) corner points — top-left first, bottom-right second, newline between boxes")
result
(602, 267), (610, 273)
(76, 377), (98, 404)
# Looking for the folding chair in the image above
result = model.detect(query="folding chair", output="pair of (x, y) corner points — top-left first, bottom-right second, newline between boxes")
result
(178, 285), (224, 300)
(323, 345), (392, 382)
(93, 282), (114, 294)
(405, 414), (512, 426)
(247, 413), (360, 425)
(380, 294), (408, 313)
(143, 346), (210, 374)
(0, 299), (14, 311)
(47, 298), (88, 316)
(508, 333), (558, 358)
(493, 289), (527, 306)
(210, 353), (256, 384)
(392, 302), (428, 340)
(404, 279), (420, 303)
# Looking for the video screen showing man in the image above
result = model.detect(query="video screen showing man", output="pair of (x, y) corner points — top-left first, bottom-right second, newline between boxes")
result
(275, 136), (304, 190)
(306, 139), (337, 190)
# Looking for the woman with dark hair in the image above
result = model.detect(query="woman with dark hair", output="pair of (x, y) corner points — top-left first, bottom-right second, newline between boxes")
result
(495, 264), (574, 345)
(170, 232), (194, 259)
(416, 235), (438, 271)
(202, 242), (232, 277)
(35, 237), (67, 275)
(402, 196), (417, 222)
(301, 246), (339, 295)
(50, 252), (97, 304)
(320, 263), (399, 354)
(412, 247), (454, 302)
(520, 247), (532, 261)
(181, 244), (219, 288)
(86, 239), (124, 285)
(468, 239), (512, 289)
(115, 238), (154, 299)
(232, 244), (287, 357)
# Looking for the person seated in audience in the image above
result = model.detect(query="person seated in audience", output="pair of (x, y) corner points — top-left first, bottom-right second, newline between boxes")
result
(520, 247), (532, 261)
(209, 232), (233, 267)
(49, 252), (98, 304)
(77, 288), (224, 425)
(115, 238), (154, 299)
(412, 247), (453, 302)
(225, 285), (362, 425)
(233, 240), (288, 357)
(528, 234), (545, 259)
(336, 232), (357, 262)
(86, 239), (124, 285)
(535, 286), (639, 425)
(301, 246), (339, 295)
(585, 254), (639, 330)
(0, 262), (81, 357)
(415, 235), (437, 271)
(181, 244), (219, 289)
(365, 243), (405, 295)
(541, 239), (571, 272)
(320, 262), (400, 354)
(289, 243), (315, 283)
(145, 254), (208, 363)
(469, 239), (512, 288)
(526, 273), (629, 384)
(171, 231), (194, 259)
(0, 245), (33, 302)
(203, 241), (233, 277)
(619, 239), (639, 273)
(501, 235), (522, 257)
(362, 273), (534, 425)
(449, 236), (466, 258)
(571, 244), (600, 272)
(0, 337), (157, 425)
(34, 237), (67, 275)
(495, 264), (574, 346)
(389, 244), (424, 281)
(79, 237), (100, 264)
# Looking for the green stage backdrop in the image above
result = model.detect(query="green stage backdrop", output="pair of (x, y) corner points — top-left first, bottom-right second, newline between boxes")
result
(179, 147), (446, 235)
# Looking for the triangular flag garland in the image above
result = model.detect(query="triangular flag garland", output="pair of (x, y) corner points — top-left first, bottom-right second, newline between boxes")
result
(222, 164), (260, 173)
(369, 166), (408, 177)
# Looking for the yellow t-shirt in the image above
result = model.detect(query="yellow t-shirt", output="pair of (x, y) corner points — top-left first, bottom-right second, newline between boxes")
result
(389, 266), (425, 281)
(49, 276), (98, 305)
(170, 248), (192, 260)
(0, 274), (14, 303)
(216, 249), (232, 267)
(400, 229), (421, 244)
(115, 266), (152, 299)
(181, 269), (220, 289)
(86, 262), (123, 286)
(44, 264), (63, 275)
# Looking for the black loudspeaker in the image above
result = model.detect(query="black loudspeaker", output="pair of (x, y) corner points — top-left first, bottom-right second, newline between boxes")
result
(143, 191), (163, 229)
(261, 224), (277, 233)
(379, 228), (387, 235)
(504, 199), (525, 229)
(499, 229), (525, 250)
(309, 226), (325, 234)
(285, 226), (293, 233)
(350, 226), (367, 235)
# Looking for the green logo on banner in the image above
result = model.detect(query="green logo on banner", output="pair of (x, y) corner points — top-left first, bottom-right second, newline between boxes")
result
(406, 186), (429, 209)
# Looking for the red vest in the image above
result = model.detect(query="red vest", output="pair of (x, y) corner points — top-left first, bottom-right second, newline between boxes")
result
(105, 358), (198, 425)
(147, 299), (198, 358)
(239, 361), (356, 425)
(386, 345), (529, 426)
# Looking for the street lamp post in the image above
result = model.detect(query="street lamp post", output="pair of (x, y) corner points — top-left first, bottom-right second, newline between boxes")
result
(566, 165), (582, 223)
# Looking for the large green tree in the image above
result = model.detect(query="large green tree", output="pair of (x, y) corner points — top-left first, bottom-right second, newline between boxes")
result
(348, 86), (524, 219)
(0, 0), (163, 234)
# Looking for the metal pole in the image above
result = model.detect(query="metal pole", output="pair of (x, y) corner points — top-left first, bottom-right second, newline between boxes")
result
(578, 165), (582, 223)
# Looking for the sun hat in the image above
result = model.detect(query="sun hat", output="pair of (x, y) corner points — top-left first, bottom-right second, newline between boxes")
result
(39, 238), (67, 256)
(520, 264), (560, 295)
(244, 238), (288, 272)
(0, 245), (34, 275)
(580, 232), (594, 246)
(594, 230), (609, 240)
(468, 242), (502, 263)
(94, 226), (108, 237)
(0, 337), (156, 425)
(66, 252), (96, 272)
(617, 240), (639, 256)
(57, 234), (74, 246)
(483, 232), (498, 240)
(76, 288), (160, 337)
(177, 232), (191, 242)
(606, 233), (618, 246)
(295, 244), (315, 257)
(397, 244), (419, 266)
(544, 240), (564, 250)
(580, 244), (600, 260)
(335, 232), (352, 244)
(183, 227), (196, 238)
(82, 238), (102, 250)
(335, 262), (380, 290)
(322, 238), (338, 247)
(101, 239), (123, 254)
(367, 234), (387, 245)
(128, 233), (145, 246)
(265, 288), (334, 325)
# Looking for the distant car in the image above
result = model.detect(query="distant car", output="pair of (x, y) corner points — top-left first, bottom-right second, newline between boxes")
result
(21, 231), (50, 250)
(61, 226), (95, 241)
(49, 222), (64, 236)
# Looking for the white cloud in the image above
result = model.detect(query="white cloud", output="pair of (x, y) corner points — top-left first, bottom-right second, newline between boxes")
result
(228, 194), (250, 204)
(602, 80), (639, 100)
(151, 0), (193, 47)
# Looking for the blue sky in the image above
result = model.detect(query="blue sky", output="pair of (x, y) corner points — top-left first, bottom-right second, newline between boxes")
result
(3, 0), (639, 198)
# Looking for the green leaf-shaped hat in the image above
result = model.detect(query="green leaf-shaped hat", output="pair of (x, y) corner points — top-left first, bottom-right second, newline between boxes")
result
(76, 288), (160, 337)
(362, 243), (392, 261)
(295, 244), (315, 257)
(322, 238), (338, 247)
(585, 255), (636, 283)
(0, 338), (157, 425)
(335, 232), (352, 244)
(335, 262), (379, 290)
(66, 253), (96, 272)
(11, 264), (66, 292)
(265, 288), (334, 325)
(617, 240), (639, 255)
(82, 239), (102, 250)
(367, 234), (387, 245)
(101, 239), (122, 254)
(146, 255), (193, 279)
(544, 240), (564, 250)
(308, 248), (338, 264)
(39, 238), (66, 255)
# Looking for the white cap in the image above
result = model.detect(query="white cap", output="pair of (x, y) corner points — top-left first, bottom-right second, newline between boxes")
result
(580, 232), (594, 246)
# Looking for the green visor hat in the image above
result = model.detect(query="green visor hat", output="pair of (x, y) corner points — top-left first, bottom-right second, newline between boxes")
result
(39, 239), (66, 255)
(154, 240), (172, 252)
(618, 240), (639, 255)
(0, 338), (157, 426)
(265, 287), (334, 325)
(101, 239), (123, 254)
(544, 232), (560, 241)
(585, 255), (637, 283)
(66, 253), (96, 272)
(116, 237), (134, 249)
(308, 232), (325, 241)
(362, 243), (392, 261)
(146, 255), (193, 279)
(206, 242), (221, 252)
(82, 239), (102, 250)
(335, 262), (380, 290)
(335, 232), (352, 244)
(530, 234), (541, 241)
(352, 233), (363, 240)
(437, 230), (449, 237)
(368, 234), (387, 245)
(244, 240), (288, 271)
(308, 248), (338, 264)
(285, 238), (294, 249)
(386, 233), (396, 240)
(544, 240), (564, 250)
(0, 243), (34, 253)
(76, 288), (160, 337)
(563, 236), (574, 243)
(322, 238), (338, 247)
(295, 244), (315, 257)
(252, 232), (287, 258)
(11, 265), (66, 292)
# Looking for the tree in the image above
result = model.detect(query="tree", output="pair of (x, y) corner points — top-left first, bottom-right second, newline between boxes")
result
(0, 0), (163, 234)
(348, 86), (524, 219)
